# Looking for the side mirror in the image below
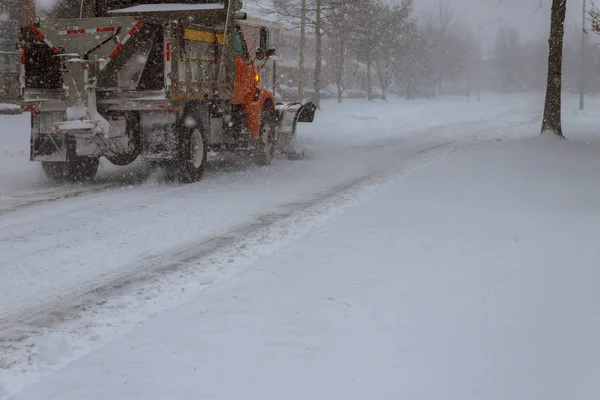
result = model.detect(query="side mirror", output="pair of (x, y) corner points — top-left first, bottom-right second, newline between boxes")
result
(229, 0), (243, 11)
(256, 26), (275, 60)
(260, 26), (269, 50)
(256, 48), (276, 60)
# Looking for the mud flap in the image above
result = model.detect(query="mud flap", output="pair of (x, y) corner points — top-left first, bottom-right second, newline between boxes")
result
(275, 102), (316, 158)
(31, 133), (68, 161)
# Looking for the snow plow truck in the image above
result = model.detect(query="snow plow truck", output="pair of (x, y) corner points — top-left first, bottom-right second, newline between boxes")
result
(19, 0), (316, 182)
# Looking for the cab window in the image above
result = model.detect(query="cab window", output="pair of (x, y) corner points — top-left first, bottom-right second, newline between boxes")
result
(232, 27), (248, 59)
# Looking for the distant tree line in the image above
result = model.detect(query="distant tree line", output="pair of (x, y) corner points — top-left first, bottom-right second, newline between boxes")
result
(269, 0), (477, 103)
(487, 24), (600, 96)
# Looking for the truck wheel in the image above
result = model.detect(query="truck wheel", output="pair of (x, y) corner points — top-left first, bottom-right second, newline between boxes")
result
(105, 112), (141, 166)
(42, 157), (99, 182)
(105, 150), (139, 166)
(174, 126), (207, 183)
(253, 108), (277, 166)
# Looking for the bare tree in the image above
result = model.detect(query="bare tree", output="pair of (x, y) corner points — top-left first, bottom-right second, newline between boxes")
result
(424, 0), (455, 96)
(262, 0), (328, 104)
(353, 0), (378, 100)
(313, 0), (322, 107)
(268, 0), (423, 102)
(396, 22), (437, 99)
(298, 0), (307, 102)
(398, 22), (425, 100)
(322, 0), (365, 102)
(588, 1), (600, 30)
(496, 0), (567, 136)
(495, 27), (524, 91)
(373, 0), (413, 100)
(264, 0), (359, 104)
(541, 0), (567, 137)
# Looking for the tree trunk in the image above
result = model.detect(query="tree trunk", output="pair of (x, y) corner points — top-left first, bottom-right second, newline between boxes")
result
(541, 0), (567, 137)
(313, 0), (322, 108)
(367, 56), (373, 101)
(466, 76), (471, 102)
(298, 0), (307, 103)
(335, 36), (345, 103)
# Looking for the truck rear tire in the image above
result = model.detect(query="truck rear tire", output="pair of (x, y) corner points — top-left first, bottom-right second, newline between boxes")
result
(173, 126), (207, 183)
(105, 112), (141, 166)
(42, 157), (99, 182)
(253, 108), (277, 166)
(105, 150), (139, 166)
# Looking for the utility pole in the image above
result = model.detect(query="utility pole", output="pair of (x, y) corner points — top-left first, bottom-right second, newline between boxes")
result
(298, 0), (307, 103)
(313, 0), (322, 108)
(477, 25), (482, 102)
(580, 0), (586, 111)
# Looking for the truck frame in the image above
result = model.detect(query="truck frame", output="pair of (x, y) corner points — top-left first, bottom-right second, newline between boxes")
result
(20, 0), (316, 182)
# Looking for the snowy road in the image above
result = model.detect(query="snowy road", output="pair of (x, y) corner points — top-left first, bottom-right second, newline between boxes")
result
(2, 92), (600, 400)
(0, 95), (539, 322)
(0, 93), (546, 397)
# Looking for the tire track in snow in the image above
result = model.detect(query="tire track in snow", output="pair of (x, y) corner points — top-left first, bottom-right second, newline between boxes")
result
(0, 104), (542, 333)
(0, 182), (124, 216)
(0, 138), (459, 400)
(0, 106), (542, 334)
(0, 158), (238, 217)
(0, 137), (457, 336)
(0, 177), (367, 335)
(0, 101), (540, 218)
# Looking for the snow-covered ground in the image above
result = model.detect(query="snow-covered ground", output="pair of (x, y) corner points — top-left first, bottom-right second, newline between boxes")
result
(2, 92), (600, 399)
(0, 104), (19, 111)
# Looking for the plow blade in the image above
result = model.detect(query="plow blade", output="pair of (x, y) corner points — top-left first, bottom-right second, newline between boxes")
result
(276, 102), (316, 134)
(275, 102), (316, 159)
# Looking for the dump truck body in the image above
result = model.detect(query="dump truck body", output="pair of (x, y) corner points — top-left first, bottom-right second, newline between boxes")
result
(20, 0), (315, 182)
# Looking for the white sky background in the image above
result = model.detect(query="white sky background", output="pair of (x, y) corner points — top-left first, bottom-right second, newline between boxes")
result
(412, 0), (587, 43)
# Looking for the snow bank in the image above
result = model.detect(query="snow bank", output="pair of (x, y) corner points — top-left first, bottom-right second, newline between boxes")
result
(304, 94), (535, 144)
(0, 104), (20, 115)
(0, 113), (46, 195)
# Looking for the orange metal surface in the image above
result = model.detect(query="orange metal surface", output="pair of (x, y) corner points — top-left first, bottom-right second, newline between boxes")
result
(232, 54), (255, 105)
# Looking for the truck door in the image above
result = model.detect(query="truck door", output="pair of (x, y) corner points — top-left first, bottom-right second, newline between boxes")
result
(232, 25), (256, 105)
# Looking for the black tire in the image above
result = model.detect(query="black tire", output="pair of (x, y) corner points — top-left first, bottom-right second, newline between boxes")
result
(42, 157), (99, 182)
(105, 150), (139, 166)
(173, 126), (207, 183)
(253, 107), (277, 166)
(105, 112), (141, 166)
(287, 149), (305, 160)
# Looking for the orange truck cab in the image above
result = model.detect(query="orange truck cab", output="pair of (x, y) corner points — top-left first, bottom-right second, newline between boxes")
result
(231, 23), (274, 140)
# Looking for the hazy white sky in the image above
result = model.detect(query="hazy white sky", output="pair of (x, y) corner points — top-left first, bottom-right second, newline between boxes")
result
(413, 0), (586, 42)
